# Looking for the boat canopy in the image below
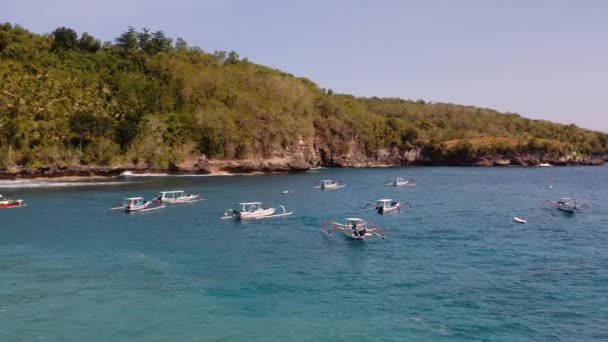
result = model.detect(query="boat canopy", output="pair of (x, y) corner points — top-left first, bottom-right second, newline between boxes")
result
(124, 197), (144, 205)
(346, 218), (364, 223)
(238, 202), (263, 206)
(160, 190), (184, 195)
(377, 199), (392, 203)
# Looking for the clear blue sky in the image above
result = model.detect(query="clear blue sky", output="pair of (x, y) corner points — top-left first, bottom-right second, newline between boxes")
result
(3, 0), (607, 131)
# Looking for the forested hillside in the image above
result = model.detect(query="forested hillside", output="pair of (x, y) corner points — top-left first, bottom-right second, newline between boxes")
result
(0, 24), (606, 175)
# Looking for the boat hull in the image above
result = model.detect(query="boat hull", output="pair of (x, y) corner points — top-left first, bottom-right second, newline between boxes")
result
(125, 203), (149, 212)
(0, 200), (25, 208)
(322, 184), (341, 189)
(162, 194), (201, 203)
(556, 205), (575, 214)
(513, 217), (527, 224)
(377, 206), (399, 214)
(236, 208), (277, 220)
(343, 230), (366, 240)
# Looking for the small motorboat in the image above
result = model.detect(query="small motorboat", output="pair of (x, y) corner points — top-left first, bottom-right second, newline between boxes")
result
(282, 190), (292, 194)
(111, 197), (166, 212)
(513, 217), (527, 224)
(222, 202), (293, 220)
(0, 195), (26, 208)
(364, 199), (412, 214)
(321, 218), (385, 240)
(157, 190), (203, 204)
(541, 198), (589, 214)
(537, 163), (553, 167)
(386, 178), (416, 187)
(314, 180), (346, 190)
(306, 166), (325, 173)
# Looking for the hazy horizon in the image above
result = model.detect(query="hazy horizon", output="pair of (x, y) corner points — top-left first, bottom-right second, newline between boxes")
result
(3, 0), (607, 131)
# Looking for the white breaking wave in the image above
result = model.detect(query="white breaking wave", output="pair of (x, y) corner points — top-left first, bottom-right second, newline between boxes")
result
(0, 180), (132, 189)
(120, 171), (234, 177)
(120, 171), (169, 177)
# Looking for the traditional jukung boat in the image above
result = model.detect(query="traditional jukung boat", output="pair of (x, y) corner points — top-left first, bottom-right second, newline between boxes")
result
(157, 190), (203, 204)
(111, 197), (166, 212)
(541, 198), (589, 214)
(222, 202), (293, 220)
(321, 218), (385, 240)
(386, 178), (416, 187)
(364, 199), (412, 214)
(0, 195), (26, 208)
(314, 180), (346, 190)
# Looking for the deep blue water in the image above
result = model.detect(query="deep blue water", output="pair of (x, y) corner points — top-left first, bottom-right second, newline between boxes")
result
(1, 166), (607, 341)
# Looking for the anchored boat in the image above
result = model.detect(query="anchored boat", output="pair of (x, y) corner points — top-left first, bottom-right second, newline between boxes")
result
(0, 195), (26, 208)
(386, 178), (416, 187)
(321, 218), (385, 240)
(157, 190), (203, 204)
(541, 198), (589, 214)
(222, 202), (293, 220)
(111, 197), (166, 212)
(314, 179), (346, 190)
(364, 199), (412, 214)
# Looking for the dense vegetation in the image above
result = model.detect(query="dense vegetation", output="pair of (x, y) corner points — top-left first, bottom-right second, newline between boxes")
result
(1, 23), (606, 170)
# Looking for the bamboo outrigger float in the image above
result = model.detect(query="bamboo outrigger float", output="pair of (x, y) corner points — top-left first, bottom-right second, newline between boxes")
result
(321, 218), (385, 240)
(222, 202), (293, 220)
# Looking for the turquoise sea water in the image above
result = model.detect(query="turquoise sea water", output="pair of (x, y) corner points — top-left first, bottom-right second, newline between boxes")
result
(1, 166), (607, 341)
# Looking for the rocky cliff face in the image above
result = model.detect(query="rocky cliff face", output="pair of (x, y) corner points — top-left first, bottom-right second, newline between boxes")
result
(0, 139), (605, 179)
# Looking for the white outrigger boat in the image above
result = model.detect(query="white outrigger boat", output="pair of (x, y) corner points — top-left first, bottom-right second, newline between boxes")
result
(0, 194), (26, 208)
(111, 197), (166, 213)
(157, 190), (203, 204)
(386, 177), (416, 187)
(364, 199), (412, 214)
(222, 202), (293, 220)
(541, 198), (589, 214)
(314, 179), (346, 190)
(321, 218), (385, 240)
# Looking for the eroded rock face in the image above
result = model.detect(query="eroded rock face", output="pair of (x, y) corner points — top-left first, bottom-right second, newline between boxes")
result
(0, 138), (605, 179)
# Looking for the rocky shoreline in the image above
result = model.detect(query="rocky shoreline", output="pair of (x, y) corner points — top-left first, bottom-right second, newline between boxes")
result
(0, 152), (605, 180)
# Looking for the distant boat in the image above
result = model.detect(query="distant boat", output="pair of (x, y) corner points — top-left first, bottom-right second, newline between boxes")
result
(537, 163), (553, 167)
(363, 199), (412, 214)
(112, 197), (166, 212)
(541, 198), (590, 214)
(222, 202), (292, 220)
(386, 178), (416, 187)
(0, 194), (26, 208)
(314, 180), (345, 190)
(513, 217), (527, 224)
(157, 190), (203, 204)
(320, 218), (385, 240)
